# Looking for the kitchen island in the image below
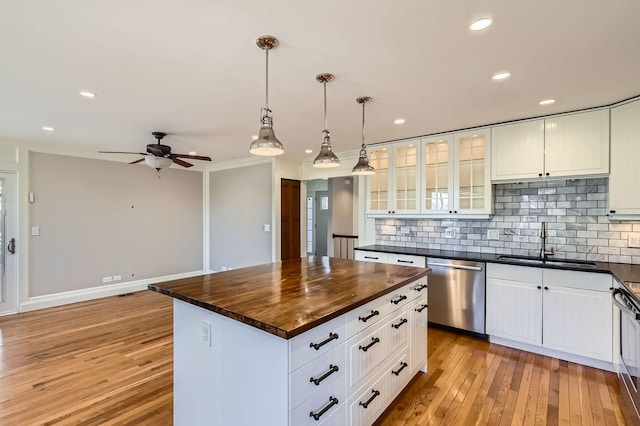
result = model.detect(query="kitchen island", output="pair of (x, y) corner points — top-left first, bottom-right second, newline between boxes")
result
(149, 256), (430, 426)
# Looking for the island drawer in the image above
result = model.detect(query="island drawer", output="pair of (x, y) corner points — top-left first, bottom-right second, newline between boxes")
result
(348, 308), (410, 392)
(290, 314), (347, 372)
(289, 377), (346, 426)
(346, 283), (414, 337)
(289, 343), (347, 410)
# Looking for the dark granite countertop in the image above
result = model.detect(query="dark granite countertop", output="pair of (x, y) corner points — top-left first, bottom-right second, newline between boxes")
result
(356, 245), (640, 301)
(149, 256), (428, 339)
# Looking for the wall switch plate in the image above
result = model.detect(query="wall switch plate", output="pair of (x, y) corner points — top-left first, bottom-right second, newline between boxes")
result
(445, 228), (455, 239)
(487, 229), (499, 240)
(201, 320), (211, 347)
(113, 275), (122, 282)
(629, 233), (640, 248)
(31, 226), (40, 236)
(28, 192), (35, 203)
(263, 224), (270, 232)
(102, 276), (112, 283)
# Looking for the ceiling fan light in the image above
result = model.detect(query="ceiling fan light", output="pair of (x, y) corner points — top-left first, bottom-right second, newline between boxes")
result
(352, 149), (375, 175)
(313, 130), (340, 168)
(144, 156), (172, 170)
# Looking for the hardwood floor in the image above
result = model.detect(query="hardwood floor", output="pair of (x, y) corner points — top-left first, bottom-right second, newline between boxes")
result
(0, 291), (628, 425)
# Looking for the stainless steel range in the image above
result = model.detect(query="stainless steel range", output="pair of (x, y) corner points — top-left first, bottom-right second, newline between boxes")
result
(612, 285), (640, 425)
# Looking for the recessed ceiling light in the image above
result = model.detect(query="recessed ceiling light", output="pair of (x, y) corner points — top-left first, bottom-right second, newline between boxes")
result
(188, 151), (197, 155)
(394, 118), (406, 125)
(305, 149), (313, 154)
(539, 99), (556, 106)
(79, 91), (96, 98)
(42, 126), (55, 131)
(251, 135), (259, 140)
(492, 71), (511, 81)
(470, 17), (492, 31)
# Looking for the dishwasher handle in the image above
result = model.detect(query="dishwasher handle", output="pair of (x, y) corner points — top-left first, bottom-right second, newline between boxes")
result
(427, 262), (483, 272)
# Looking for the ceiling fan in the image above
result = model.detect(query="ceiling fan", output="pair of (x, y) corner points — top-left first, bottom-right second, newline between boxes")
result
(98, 131), (212, 171)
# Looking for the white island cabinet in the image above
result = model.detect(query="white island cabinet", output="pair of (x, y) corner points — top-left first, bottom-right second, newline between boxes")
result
(152, 257), (429, 426)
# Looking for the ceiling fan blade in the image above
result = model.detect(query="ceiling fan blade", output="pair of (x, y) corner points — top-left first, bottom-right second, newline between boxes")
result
(129, 158), (145, 164)
(172, 158), (194, 168)
(173, 153), (212, 161)
(98, 151), (148, 155)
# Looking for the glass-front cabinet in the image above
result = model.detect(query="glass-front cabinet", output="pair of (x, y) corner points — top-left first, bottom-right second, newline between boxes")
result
(367, 141), (420, 215)
(453, 129), (491, 214)
(367, 129), (492, 217)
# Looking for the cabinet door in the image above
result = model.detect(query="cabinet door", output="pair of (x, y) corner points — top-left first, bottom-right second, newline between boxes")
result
(393, 141), (420, 214)
(610, 100), (640, 215)
(542, 286), (613, 362)
(367, 146), (392, 214)
(422, 135), (454, 214)
(491, 120), (544, 181)
(453, 130), (492, 214)
(486, 278), (542, 345)
(544, 109), (609, 178)
(410, 294), (428, 374)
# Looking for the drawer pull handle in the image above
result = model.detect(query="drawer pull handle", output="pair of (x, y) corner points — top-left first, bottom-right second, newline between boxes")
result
(391, 295), (408, 305)
(359, 389), (381, 409)
(414, 304), (428, 313)
(392, 318), (408, 329)
(397, 259), (414, 264)
(364, 256), (379, 260)
(358, 310), (380, 322)
(392, 361), (408, 376)
(310, 364), (340, 386)
(414, 283), (428, 292)
(309, 332), (339, 351)
(309, 396), (339, 421)
(359, 337), (380, 352)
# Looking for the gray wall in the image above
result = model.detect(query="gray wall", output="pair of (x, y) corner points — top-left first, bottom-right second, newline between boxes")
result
(209, 163), (272, 271)
(29, 152), (204, 296)
(375, 178), (640, 264)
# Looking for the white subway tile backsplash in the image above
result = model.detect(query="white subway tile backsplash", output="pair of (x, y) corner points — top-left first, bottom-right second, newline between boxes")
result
(374, 178), (640, 264)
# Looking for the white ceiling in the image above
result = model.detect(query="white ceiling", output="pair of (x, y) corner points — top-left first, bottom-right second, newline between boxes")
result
(1, 0), (639, 167)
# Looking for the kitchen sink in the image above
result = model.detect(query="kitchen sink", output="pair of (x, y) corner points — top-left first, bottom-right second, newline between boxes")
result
(496, 255), (597, 269)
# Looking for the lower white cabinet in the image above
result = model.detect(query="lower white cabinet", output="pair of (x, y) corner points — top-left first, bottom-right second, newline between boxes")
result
(486, 263), (613, 364)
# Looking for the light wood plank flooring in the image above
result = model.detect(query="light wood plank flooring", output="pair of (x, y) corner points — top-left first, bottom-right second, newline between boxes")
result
(0, 291), (628, 425)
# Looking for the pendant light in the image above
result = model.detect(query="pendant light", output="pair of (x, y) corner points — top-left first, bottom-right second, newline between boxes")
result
(352, 96), (375, 176)
(312, 73), (340, 168)
(249, 35), (284, 156)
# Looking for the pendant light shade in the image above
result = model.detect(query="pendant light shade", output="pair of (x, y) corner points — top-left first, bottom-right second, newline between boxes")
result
(313, 73), (340, 168)
(250, 35), (284, 156)
(352, 96), (375, 176)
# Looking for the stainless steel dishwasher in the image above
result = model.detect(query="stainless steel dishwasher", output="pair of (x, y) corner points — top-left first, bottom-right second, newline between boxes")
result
(426, 257), (486, 336)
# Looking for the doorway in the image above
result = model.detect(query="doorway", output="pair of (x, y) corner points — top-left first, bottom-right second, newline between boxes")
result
(0, 172), (17, 314)
(315, 190), (330, 256)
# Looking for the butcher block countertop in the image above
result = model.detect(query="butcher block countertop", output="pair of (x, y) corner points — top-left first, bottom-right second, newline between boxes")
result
(148, 256), (429, 339)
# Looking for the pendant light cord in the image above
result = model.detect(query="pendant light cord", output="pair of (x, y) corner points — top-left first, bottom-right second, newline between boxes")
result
(265, 48), (269, 110)
(323, 81), (328, 131)
(361, 101), (366, 149)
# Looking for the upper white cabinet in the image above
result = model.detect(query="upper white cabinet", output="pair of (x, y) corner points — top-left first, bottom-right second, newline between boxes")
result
(453, 129), (492, 215)
(367, 141), (420, 215)
(609, 99), (640, 217)
(491, 109), (609, 182)
(422, 134), (454, 215)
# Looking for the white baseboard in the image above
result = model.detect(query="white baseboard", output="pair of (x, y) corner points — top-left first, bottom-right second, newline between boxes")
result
(19, 270), (205, 312)
(489, 336), (615, 372)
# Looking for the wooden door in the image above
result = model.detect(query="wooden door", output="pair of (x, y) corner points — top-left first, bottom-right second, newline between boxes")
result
(281, 179), (301, 260)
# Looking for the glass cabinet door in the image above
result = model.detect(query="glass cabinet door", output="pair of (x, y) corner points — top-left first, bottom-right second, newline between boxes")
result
(454, 130), (490, 213)
(393, 142), (420, 213)
(368, 147), (390, 213)
(422, 135), (453, 213)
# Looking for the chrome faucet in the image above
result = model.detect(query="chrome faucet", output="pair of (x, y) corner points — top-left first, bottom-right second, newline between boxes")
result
(540, 222), (555, 259)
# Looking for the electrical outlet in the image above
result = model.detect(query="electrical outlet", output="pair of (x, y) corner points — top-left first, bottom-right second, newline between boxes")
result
(102, 276), (112, 283)
(113, 275), (122, 282)
(445, 228), (456, 239)
(221, 266), (227, 271)
(487, 229), (499, 240)
(201, 321), (211, 347)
